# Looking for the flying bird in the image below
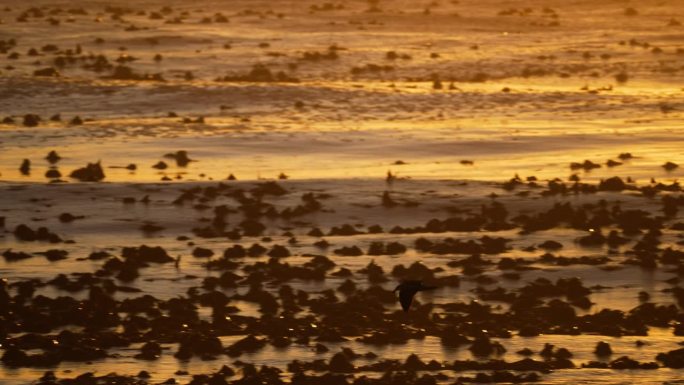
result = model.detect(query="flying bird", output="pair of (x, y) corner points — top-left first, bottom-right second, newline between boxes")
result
(394, 280), (436, 312)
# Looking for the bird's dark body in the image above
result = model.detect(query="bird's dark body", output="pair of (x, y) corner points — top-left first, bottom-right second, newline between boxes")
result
(394, 280), (436, 312)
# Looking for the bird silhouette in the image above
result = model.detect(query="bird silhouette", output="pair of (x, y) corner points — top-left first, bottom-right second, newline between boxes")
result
(394, 280), (436, 312)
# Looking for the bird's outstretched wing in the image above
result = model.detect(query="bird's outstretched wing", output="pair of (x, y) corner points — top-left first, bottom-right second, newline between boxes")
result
(399, 288), (417, 312)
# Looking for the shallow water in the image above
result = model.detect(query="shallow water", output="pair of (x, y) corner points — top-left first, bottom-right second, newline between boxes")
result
(1, 179), (683, 384)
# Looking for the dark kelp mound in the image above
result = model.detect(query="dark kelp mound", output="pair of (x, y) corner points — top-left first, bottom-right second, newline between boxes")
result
(69, 162), (105, 182)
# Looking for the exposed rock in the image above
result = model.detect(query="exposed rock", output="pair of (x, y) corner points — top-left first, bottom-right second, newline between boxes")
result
(23, 114), (40, 127)
(45, 168), (61, 178)
(70, 162), (105, 181)
(594, 341), (612, 356)
(663, 161), (679, 171)
(46, 150), (61, 164)
(164, 150), (193, 167)
(152, 161), (168, 170)
(19, 159), (30, 175)
(192, 247), (214, 258)
(328, 351), (354, 372)
(134, 341), (162, 360)
(657, 348), (684, 368)
(33, 67), (60, 77)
